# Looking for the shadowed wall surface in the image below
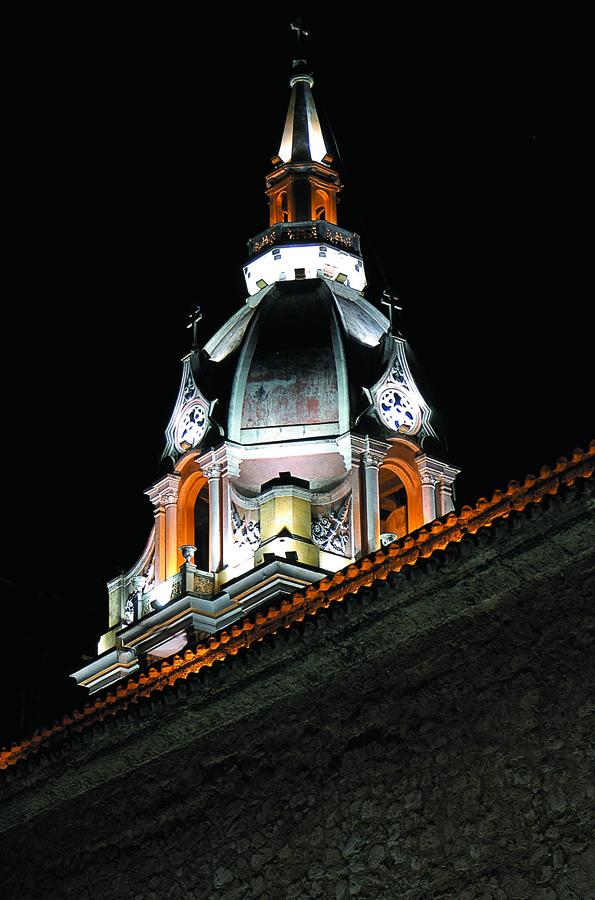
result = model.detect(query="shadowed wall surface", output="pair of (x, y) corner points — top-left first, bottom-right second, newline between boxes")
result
(1, 478), (593, 899)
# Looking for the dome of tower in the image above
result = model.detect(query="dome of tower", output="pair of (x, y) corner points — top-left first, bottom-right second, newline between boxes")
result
(202, 277), (392, 446)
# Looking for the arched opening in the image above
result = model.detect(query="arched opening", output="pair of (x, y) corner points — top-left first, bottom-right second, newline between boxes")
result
(193, 481), (210, 571)
(275, 191), (289, 223)
(175, 456), (209, 570)
(313, 189), (329, 222)
(380, 442), (425, 534)
(379, 466), (408, 538)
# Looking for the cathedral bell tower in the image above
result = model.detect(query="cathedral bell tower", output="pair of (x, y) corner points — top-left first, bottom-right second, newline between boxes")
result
(72, 54), (460, 694)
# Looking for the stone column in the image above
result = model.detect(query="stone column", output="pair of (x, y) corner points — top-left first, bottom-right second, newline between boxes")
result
(350, 451), (363, 559)
(163, 489), (179, 579)
(416, 454), (461, 524)
(153, 507), (167, 583)
(436, 480), (455, 516)
(362, 450), (382, 554)
(205, 461), (222, 572)
(145, 474), (181, 583)
(420, 472), (438, 524)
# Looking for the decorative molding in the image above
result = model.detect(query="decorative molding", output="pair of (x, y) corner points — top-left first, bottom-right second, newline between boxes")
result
(416, 453), (461, 486)
(420, 472), (440, 488)
(362, 451), (382, 469)
(197, 444), (229, 480)
(193, 573), (214, 596)
(123, 592), (135, 625)
(183, 370), (196, 403)
(145, 474), (181, 510)
(170, 575), (183, 601)
(351, 434), (390, 468)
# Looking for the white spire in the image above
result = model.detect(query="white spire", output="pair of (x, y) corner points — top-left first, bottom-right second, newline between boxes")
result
(278, 62), (328, 164)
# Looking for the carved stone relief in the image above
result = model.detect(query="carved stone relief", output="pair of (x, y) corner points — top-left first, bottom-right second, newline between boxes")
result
(312, 495), (351, 555)
(232, 505), (261, 551)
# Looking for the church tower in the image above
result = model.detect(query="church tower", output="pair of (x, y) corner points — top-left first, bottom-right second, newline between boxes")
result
(73, 55), (460, 693)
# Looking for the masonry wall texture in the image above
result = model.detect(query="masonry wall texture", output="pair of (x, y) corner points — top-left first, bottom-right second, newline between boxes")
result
(1, 477), (593, 899)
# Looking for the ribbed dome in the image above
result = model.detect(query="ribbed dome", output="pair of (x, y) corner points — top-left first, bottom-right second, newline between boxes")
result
(202, 278), (390, 446)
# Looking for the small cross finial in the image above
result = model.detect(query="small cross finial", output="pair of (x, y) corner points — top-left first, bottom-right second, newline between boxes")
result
(380, 290), (403, 334)
(186, 304), (203, 350)
(290, 19), (310, 47)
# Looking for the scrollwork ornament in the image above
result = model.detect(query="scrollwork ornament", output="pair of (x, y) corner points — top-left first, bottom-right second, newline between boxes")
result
(193, 574), (214, 595)
(312, 495), (352, 555)
(390, 358), (406, 384)
(124, 593), (135, 625)
(231, 505), (261, 551)
(362, 451), (382, 469)
(183, 371), (196, 403)
(205, 462), (222, 480)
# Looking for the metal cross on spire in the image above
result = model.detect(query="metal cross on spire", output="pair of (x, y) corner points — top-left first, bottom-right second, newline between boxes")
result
(380, 290), (403, 335)
(290, 19), (310, 48)
(186, 304), (203, 350)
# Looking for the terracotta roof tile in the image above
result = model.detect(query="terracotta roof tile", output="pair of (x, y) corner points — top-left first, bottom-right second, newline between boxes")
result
(1, 441), (593, 775)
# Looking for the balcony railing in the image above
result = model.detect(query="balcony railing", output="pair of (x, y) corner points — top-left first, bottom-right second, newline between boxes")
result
(132, 566), (215, 622)
(247, 221), (361, 258)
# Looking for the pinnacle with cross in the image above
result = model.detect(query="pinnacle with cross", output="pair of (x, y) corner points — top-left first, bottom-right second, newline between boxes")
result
(380, 290), (403, 334)
(186, 304), (203, 350)
(290, 19), (310, 48)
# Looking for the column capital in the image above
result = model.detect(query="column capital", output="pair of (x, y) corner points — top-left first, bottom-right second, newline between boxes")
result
(419, 472), (440, 488)
(205, 462), (222, 480)
(198, 444), (229, 479)
(351, 434), (389, 468)
(144, 473), (181, 509)
(362, 451), (382, 469)
(416, 453), (461, 485)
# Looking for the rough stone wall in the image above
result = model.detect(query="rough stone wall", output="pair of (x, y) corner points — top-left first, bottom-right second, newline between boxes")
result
(1, 483), (593, 899)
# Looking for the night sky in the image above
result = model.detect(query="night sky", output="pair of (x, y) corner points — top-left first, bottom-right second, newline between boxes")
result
(1, 11), (591, 747)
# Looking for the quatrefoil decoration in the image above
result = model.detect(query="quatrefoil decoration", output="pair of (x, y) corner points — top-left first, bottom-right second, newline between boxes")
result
(377, 388), (418, 433)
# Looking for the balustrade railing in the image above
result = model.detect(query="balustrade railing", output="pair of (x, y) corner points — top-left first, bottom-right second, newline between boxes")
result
(247, 221), (361, 257)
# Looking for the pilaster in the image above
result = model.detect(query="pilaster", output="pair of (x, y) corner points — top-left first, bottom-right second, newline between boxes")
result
(352, 435), (390, 555)
(198, 445), (229, 574)
(145, 474), (181, 582)
(416, 454), (461, 523)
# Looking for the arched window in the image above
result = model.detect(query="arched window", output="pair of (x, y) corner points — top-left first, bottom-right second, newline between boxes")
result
(276, 191), (289, 223)
(193, 481), (210, 570)
(314, 189), (329, 222)
(379, 466), (408, 538)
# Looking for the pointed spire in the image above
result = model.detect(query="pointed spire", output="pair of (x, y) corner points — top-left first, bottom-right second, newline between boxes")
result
(266, 56), (341, 226)
(278, 60), (329, 165)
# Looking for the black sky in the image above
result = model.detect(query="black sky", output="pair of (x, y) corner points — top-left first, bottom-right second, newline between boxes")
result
(1, 10), (591, 746)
